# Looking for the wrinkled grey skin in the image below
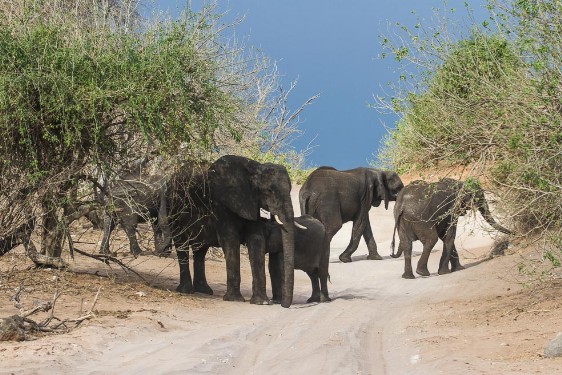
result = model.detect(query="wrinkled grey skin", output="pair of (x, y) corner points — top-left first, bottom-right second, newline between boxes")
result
(209, 155), (296, 308)
(266, 215), (331, 303)
(165, 165), (217, 296)
(300, 167), (404, 263)
(99, 169), (171, 256)
(391, 178), (512, 279)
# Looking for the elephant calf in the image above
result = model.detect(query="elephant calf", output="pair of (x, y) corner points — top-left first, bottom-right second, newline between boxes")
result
(391, 178), (512, 279)
(266, 215), (331, 303)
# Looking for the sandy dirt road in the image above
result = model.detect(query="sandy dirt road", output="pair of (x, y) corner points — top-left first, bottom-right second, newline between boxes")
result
(1, 187), (562, 374)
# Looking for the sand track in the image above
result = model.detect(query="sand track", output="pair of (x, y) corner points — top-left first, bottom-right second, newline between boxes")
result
(1, 188), (562, 374)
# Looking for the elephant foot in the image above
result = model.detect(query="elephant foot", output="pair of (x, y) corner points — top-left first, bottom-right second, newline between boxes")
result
(438, 267), (451, 275)
(320, 294), (332, 303)
(307, 293), (321, 303)
(194, 282), (213, 295)
(451, 263), (465, 272)
(367, 253), (383, 260)
(223, 291), (245, 302)
(402, 272), (415, 279)
(416, 267), (430, 277)
(130, 245), (143, 257)
(270, 297), (282, 305)
(250, 295), (271, 305)
(176, 284), (194, 294)
(339, 253), (352, 263)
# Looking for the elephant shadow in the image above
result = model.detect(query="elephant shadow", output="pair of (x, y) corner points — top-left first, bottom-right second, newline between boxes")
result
(330, 290), (380, 302)
(330, 253), (406, 263)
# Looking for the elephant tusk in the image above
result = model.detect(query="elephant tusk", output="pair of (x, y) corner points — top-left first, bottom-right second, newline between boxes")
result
(294, 222), (307, 230)
(274, 215), (284, 225)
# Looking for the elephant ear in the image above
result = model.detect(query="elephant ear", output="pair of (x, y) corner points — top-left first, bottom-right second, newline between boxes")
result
(208, 156), (259, 221)
(369, 170), (390, 209)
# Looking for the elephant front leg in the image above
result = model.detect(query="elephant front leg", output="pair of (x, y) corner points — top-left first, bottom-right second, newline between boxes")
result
(221, 238), (245, 302)
(176, 247), (194, 294)
(439, 226), (461, 274)
(193, 247), (213, 295)
(362, 219), (382, 260)
(122, 214), (142, 256)
(268, 251), (283, 304)
(99, 213), (116, 254)
(247, 233), (270, 305)
(449, 244), (465, 272)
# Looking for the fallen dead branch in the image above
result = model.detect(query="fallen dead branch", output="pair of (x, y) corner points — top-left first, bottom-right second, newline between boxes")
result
(0, 282), (102, 341)
(73, 247), (148, 283)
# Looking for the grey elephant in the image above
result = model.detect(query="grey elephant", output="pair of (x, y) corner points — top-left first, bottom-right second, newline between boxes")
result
(300, 166), (404, 263)
(266, 215), (330, 303)
(99, 168), (171, 256)
(391, 178), (512, 279)
(165, 165), (217, 296)
(208, 155), (296, 308)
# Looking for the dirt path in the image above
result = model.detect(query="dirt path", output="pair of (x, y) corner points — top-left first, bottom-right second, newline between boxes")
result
(1, 188), (562, 374)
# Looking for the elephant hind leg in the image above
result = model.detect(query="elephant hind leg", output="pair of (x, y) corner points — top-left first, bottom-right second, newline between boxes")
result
(416, 233), (438, 277)
(339, 219), (364, 262)
(399, 239), (415, 279)
(306, 269), (322, 303)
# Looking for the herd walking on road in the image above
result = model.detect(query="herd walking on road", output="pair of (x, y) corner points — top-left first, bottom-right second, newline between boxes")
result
(0, 154), (512, 309)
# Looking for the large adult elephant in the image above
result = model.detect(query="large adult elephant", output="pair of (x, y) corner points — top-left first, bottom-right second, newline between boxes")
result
(266, 215), (330, 303)
(300, 166), (404, 263)
(391, 178), (512, 279)
(208, 155), (296, 308)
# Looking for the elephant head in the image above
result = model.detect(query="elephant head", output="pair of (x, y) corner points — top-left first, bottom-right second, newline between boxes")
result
(458, 180), (512, 235)
(209, 155), (295, 308)
(365, 169), (404, 210)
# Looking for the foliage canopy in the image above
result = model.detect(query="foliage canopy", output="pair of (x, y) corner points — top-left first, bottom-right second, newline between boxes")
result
(377, 1), (562, 251)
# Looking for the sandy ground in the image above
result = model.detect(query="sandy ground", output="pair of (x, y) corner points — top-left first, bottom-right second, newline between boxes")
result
(1, 187), (562, 374)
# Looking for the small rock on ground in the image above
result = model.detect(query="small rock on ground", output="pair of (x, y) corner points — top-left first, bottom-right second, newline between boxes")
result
(544, 332), (562, 358)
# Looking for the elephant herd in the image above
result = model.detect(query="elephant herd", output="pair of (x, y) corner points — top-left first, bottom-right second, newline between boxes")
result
(0, 154), (512, 309)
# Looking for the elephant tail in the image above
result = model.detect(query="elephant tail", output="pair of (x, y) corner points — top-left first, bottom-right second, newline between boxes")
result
(390, 209), (403, 258)
(299, 191), (318, 216)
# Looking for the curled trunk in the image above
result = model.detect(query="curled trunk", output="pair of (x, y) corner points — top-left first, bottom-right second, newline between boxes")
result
(478, 202), (512, 235)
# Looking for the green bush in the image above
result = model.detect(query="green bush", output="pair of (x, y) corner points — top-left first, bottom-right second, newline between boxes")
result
(0, 2), (314, 255)
(377, 1), (562, 253)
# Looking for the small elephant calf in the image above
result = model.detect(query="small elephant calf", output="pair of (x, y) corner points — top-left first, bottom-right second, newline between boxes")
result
(266, 215), (331, 303)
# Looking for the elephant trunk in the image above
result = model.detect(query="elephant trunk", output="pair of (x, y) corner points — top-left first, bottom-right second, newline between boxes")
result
(478, 201), (512, 235)
(280, 201), (295, 308)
